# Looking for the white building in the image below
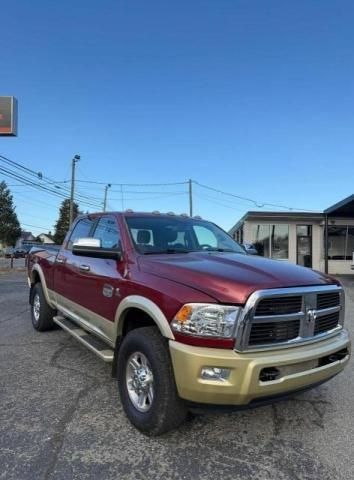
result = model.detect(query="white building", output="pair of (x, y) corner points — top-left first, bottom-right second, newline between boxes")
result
(229, 194), (354, 275)
(38, 233), (55, 244)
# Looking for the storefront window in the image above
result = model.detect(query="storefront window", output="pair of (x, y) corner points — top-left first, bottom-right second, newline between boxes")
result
(271, 225), (289, 259)
(297, 225), (312, 267)
(328, 226), (347, 260)
(251, 224), (270, 257)
(346, 227), (354, 260)
(234, 227), (243, 244)
(250, 224), (288, 259)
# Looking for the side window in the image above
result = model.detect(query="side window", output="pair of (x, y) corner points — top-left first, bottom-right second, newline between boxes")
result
(93, 216), (121, 249)
(67, 218), (94, 250)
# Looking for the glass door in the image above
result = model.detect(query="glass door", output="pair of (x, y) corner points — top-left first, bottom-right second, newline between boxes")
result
(296, 225), (312, 268)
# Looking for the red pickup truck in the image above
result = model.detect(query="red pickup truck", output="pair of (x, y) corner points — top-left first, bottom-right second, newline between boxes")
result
(27, 211), (350, 435)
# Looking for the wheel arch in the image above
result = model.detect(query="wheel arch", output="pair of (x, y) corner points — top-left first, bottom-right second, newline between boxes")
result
(114, 296), (175, 341)
(29, 264), (55, 309)
(111, 296), (175, 378)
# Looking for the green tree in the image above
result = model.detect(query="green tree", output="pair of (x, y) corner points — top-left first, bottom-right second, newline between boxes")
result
(53, 199), (79, 244)
(0, 181), (21, 247)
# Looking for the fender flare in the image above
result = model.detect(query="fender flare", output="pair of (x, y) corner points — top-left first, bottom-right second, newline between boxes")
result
(30, 264), (56, 309)
(114, 295), (175, 340)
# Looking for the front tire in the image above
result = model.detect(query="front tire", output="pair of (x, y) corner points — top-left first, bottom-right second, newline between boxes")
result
(117, 326), (187, 435)
(31, 283), (56, 331)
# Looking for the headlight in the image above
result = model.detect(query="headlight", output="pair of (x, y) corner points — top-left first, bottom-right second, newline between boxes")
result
(171, 304), (242, 338)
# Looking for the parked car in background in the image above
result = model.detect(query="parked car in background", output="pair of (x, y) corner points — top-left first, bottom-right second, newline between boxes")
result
(22, 243), (42, 254)
(3, 247), (28, 258)
(242, 242), (258, 255)
(4, 247), (15, 258)
(14, 248), (27, 258)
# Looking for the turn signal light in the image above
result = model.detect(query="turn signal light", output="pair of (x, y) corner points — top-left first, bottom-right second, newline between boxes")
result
(174, 305), (193, 323)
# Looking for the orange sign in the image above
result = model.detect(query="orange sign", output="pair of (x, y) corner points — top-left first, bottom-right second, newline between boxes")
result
(0, 97), (17, 136)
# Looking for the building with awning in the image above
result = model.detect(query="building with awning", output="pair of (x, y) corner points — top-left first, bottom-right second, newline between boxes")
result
(229, 194), (354, 275)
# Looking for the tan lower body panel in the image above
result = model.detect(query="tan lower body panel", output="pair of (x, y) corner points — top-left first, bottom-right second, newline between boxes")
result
(55, 292), (115, 346)
(169, 330), (350, 405)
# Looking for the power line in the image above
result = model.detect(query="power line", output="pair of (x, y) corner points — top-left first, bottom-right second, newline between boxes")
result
(109, 189), (187, 194)
(0, 163), (102, 209)
(21, 222), (53, 231)
(0, 155), (103, 208)
(109, 192), (187, 202)
(0, 166), (71, 200)
(193, 180), (317, 212)
(1, 154), (318, 213)
(11, 191), (60, 210)
(194, 192), (248, 212)
(0, 154), (43, 179)
(75, 179), (188, 187)
(8, 180), (103, 204)
(195, 191), (257, 207)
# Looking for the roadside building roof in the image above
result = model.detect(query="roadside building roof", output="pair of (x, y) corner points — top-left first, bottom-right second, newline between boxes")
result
(324, 194), (354, 217)
(229, 211), (323, 235)
(229, 194), (354, 235)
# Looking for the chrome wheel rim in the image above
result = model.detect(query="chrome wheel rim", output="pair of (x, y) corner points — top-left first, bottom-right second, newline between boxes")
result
(33, 293), (40, 323)
(126, 351), (154, 413)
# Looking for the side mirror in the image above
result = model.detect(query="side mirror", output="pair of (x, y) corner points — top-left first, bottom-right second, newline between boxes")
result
(72, 238), (122, 260)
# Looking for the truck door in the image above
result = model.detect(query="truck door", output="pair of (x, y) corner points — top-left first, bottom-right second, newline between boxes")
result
(54, 215), (124, 342)
(54, 216), (96, 309)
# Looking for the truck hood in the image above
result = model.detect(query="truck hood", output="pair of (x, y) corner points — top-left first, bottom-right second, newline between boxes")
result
(138, 252), (337, 304)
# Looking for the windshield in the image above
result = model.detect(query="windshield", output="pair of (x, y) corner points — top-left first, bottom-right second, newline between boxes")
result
(125, 216), (245, 255)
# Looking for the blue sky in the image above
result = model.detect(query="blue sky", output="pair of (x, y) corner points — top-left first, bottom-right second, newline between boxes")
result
(1, 0), (354, 234)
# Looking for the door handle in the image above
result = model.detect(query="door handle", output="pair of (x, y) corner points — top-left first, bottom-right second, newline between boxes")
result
(79, 264), (90, 272)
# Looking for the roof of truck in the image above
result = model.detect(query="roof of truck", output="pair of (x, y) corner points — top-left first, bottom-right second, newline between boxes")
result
(90, 211), (202, 219)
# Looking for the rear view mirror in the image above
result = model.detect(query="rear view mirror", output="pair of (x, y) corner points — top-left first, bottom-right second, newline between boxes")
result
(72, 238), (121, 260)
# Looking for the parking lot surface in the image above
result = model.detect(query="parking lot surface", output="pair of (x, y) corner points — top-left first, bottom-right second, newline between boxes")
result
(1, 271), (353, 480)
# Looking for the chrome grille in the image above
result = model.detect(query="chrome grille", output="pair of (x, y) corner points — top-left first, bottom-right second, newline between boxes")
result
(255, 296), (302, 316)
(317, 292), (340, 310)
(235, 285), (344, 352)
(249, 319), (300, 345)
(315, 311), (340, 335)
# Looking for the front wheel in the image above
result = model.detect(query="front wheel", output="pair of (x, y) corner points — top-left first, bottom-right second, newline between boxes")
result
(117, 326), (187, 435)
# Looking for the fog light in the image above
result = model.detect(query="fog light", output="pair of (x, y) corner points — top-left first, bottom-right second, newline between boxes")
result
(200, 367), (231, 381)
(259, 367), (280, 382)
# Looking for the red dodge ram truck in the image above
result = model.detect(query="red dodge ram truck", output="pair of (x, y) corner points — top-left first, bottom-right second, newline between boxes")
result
(28, 211), (350, 435)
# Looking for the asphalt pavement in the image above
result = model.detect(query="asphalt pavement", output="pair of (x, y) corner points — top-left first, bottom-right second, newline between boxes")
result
(1, 271), (354, 480)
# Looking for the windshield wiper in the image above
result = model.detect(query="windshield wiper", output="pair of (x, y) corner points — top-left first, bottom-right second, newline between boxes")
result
(143, 248), (191, 255)
(198, 248), (236, 253)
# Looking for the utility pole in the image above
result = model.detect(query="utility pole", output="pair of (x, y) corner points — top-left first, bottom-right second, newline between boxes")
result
(189, 179), (193, 217)
(69, 154), (80, 226)
(103, 183), (111, 212)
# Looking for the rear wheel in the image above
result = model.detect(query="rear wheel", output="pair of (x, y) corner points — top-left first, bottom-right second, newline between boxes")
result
(117, 326), (187, 435)
(31, 283), (56, 331)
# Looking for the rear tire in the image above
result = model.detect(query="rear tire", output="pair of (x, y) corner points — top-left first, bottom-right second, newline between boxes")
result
(31, 283), (56, 331)
(117, 326), (187, 435)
